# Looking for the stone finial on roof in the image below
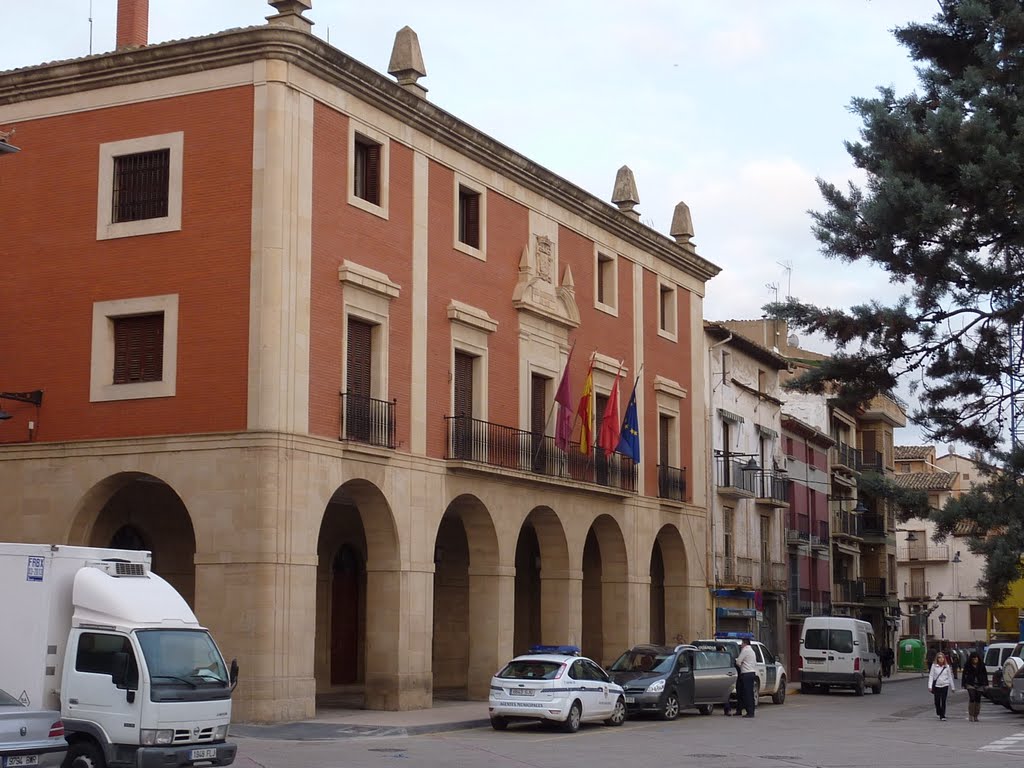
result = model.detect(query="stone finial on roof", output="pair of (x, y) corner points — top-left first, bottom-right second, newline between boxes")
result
(612, 166), (640, 220)
(670, 201), (694, 244)
(266, 0), (314, 32)
(388, 26), (428, 98)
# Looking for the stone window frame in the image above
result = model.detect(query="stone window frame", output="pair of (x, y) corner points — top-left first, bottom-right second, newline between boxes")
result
(347, 120), (390, 220)
(594, 246), (619, 316)
(654, 375), (686, 467)
(339, 261), (400, 401)
(453, 172), (487, 261)
(447, 300), (497, 422)
(97, 132), (184, 241)
(90, 294), (179, 402)
(657, 278), (678, 341)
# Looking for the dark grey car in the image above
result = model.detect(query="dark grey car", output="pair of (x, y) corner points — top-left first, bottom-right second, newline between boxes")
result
(608, 645), (736, 720)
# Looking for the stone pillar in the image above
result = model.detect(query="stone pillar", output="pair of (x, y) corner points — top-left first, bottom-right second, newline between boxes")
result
(467, 566), (515, 699)
(629, 576), (651, 646)
(540, 569), (583, 646)
(194, 553), (317, 723)
(601, 577), (631, 666)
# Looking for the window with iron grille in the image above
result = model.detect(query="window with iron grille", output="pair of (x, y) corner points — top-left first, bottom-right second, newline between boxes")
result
(113, 314), (164, 384)
(458, 185), (481, 249)
(353, 134), (381, 205)
(112, 149), (170, 223)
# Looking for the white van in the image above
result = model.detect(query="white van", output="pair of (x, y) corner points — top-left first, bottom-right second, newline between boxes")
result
(799, 617), (883, 695)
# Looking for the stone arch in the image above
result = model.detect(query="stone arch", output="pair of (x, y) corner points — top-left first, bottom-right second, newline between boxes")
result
(431, 494), (501, 699)
(582, 514), (629, 666)
(650, 524), (690, 644)
(514, 506), (571, 653)
(315, 478), (400, 709)
(67, 471), (197, 606)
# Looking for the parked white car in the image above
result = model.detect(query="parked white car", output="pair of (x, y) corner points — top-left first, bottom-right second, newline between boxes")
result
(693, 636), (788, 705)
(798, 617), (882, 695)
(488, 646), (627, 732)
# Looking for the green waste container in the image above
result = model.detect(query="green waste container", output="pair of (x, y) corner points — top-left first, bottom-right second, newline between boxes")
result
(898, 638), (926, 672)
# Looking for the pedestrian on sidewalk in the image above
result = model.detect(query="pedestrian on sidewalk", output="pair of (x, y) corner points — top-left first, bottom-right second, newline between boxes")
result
(928, 652), (955, 721)
(736, 638), (758, 719)
(962, 650), (988, 722)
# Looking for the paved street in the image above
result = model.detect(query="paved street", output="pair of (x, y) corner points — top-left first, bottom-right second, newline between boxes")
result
(232, 680), (1024, 768)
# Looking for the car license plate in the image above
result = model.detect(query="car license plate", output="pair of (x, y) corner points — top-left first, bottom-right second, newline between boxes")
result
(189, 748), (217, 761)
(509, 688), (534, 696)
(624, 696), (635, 704)
(5, 758), (39, 768)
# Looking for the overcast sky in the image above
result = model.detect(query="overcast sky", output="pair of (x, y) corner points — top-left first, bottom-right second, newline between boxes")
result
(2, 0), (942, 443)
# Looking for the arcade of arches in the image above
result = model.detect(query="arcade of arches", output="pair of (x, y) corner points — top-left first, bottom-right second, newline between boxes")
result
(1, 457), (706, 723)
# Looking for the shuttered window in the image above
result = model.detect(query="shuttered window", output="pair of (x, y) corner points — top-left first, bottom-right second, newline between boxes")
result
(659, 414), (671, 465)
(112, 149), (170, 223)
(458, 186), (481, 249)
(454, 352), (475, 417)
(346, 319), (373, 395)
(113, 314), (164, 384)
(530, 374), (548, 472)
(353, 135), (381, 205)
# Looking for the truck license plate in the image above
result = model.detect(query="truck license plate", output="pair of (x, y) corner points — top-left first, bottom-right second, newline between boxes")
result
(5, 757), (40, 768)
(189, 748), (217, 761)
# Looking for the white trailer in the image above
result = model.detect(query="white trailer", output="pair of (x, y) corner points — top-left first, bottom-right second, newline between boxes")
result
(1, 544), (237, 768)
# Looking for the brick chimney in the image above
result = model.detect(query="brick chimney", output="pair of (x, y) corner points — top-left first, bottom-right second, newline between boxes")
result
(117, 0), (149, 50)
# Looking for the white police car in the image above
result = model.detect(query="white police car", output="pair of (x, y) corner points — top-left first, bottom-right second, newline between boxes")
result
(488, 645), (627, 732)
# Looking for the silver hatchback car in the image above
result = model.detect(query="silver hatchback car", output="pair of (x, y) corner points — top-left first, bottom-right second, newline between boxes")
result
(0, 688), (66, 768)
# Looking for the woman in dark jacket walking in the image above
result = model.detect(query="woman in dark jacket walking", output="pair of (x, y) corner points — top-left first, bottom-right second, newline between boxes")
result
(962, 651), (989, 721)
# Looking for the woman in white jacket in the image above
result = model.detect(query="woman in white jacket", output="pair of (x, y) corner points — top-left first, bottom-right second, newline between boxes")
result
(928, 652), (956, 721)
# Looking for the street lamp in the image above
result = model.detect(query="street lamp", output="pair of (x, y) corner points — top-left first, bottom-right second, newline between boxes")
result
(939, 612), (946, 640)
(0, 390), (44, 421)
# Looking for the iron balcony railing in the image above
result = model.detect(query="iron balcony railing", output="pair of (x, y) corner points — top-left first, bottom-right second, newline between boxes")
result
(862, 576), (888, 599)
(786, 511), (810, 543)
(340, 392), (396, 449)
(834, 579), (865, 604)
(897, 545), (949, 563)
(832, 442), (861, 472)
(658, 464), (687, 501)
(858, 450), (884, 471)
(715, 456), (757, 494)
(752, 470), (790, 504)
(763, 561), (787, 591)
(736, 557), (754, 586)
(861, 512), (887, 537)
(718, 555), (737, 584)
(816, 519), (830, 543)
(831, 507), (863, 538)
(905, 579), (930, 600)
(788, 587), (832, 617)
(444, 414), (637, 492)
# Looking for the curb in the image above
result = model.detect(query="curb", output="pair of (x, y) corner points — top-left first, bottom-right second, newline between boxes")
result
(788, 674), (922, 695)
(233, 718), (490, 741)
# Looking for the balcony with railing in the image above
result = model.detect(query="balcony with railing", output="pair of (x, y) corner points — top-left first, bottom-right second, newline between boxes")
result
(763, 561), (787, 592)
(860, 511), (888, 539)
(658, 464), (687, 502)
(717, 555), (737, 585)
(788, 587), (832, 617)
(904, 578), (930, 600)
(786, 511), (810, 544)
(715, 455), (757, 499)
(831, 442), (861, 473)
(752, 470), (790, 508)
(833, 579), (865, 604)
(736, 557), (754, 586)
(830, 504), (863, 540)
(444, 415), (637, 492)
(813, 519), (830, 549)
(858, 450), (884, 471)
(341, 392), (396, 449)
(862, 576), (888, 600)
(897, 545), (949, 563)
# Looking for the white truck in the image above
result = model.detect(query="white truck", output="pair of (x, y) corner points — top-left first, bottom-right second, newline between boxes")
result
(2, 543), (237, 768)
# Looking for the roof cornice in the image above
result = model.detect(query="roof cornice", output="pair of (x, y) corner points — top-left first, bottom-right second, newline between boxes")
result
(0, 27), (721, 284)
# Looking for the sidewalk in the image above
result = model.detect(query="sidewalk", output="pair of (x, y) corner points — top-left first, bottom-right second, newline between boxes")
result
(232, 671), (927, 742)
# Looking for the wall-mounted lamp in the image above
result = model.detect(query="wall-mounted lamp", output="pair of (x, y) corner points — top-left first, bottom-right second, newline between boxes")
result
(0, 129), (20, 154)
(0, 390), (44, 421)
(952, 551), (961, 563)
(853, 500), (868, 515)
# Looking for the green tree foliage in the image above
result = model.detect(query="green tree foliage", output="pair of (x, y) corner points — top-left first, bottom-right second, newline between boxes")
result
(770, 1), (1024, 602)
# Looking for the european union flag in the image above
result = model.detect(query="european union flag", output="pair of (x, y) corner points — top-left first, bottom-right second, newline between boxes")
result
(616, 384), (640, 463)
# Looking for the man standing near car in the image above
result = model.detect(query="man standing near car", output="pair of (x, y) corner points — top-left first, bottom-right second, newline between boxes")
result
(737, 638), (758, 718)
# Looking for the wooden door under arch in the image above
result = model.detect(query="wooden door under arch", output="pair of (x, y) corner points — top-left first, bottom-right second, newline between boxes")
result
(331, 546), (362, 685)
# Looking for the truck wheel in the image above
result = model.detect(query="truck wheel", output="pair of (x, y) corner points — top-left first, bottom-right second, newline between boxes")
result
(561, 701), (582, 733)
(660, 693), (680, 721)
(772, 677), (787, 704)
(66, 741), (105, 768)
(697, 703), (714, 716)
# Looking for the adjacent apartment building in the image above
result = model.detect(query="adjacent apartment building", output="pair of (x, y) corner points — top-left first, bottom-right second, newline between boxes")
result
(0, 0), (720, 721)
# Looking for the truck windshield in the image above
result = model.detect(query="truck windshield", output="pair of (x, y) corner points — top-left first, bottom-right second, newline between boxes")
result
(137, 629), (228, 687)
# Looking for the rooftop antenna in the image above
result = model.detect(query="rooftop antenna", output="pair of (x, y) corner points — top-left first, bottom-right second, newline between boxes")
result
(766, 281), (779, 306)
(777, 260), (793, 299)
(89, 0), (93, 55)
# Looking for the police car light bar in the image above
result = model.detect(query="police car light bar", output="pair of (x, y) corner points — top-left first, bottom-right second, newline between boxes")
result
(714, 631), (755, 640)
(527, 644), (581, 656)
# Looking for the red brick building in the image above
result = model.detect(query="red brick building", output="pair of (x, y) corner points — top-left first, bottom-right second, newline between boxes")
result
(0, 0), (719, 721)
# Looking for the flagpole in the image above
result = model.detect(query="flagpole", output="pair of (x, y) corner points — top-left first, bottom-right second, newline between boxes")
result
(533, 340), (578, 468)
